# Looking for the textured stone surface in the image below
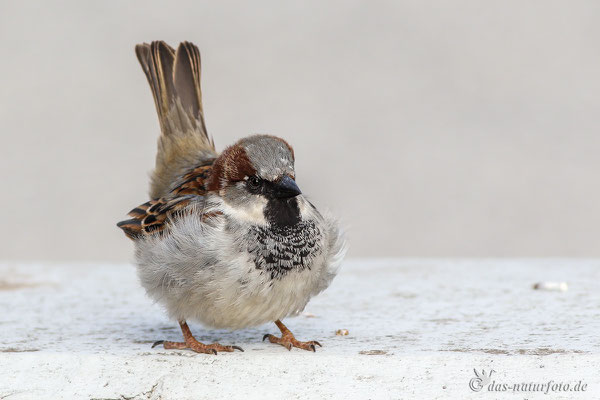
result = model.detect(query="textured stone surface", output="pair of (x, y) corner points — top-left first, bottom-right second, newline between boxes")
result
(0, 260), (598, 399)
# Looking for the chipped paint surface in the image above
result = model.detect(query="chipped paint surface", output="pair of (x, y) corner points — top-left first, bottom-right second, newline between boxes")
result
(0, 260), (599, 399)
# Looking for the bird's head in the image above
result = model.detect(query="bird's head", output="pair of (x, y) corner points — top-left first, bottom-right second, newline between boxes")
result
(207, 134), (305, 226)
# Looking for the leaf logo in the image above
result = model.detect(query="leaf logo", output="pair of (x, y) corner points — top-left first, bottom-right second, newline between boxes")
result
(469, 369), (495, 392)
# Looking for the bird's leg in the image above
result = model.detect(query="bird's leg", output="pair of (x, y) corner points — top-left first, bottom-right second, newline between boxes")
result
(152, 320), (243, 354)
(263, 320), (322, 352)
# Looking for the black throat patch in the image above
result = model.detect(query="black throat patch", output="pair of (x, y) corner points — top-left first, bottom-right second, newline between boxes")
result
(263, 197), (301, 227)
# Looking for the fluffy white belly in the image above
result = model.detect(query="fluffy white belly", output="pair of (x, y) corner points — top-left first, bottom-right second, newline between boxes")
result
(138, 254), (328, 329)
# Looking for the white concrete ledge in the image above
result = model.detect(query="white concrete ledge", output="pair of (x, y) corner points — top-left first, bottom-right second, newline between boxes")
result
(1, 260), (599, 399)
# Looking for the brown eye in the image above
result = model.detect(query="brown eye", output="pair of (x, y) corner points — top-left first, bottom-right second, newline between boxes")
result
(247, 175), (261, 191)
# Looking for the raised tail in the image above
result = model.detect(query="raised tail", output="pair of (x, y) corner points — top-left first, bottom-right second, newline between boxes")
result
(135, 41), (217, 199)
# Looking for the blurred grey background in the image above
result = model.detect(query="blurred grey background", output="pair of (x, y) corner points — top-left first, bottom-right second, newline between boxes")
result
(1, 1), (599, 261)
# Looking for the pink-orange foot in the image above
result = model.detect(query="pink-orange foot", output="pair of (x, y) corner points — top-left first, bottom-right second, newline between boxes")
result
(263, 320), (322, 352)
(152, 320), (243, 355)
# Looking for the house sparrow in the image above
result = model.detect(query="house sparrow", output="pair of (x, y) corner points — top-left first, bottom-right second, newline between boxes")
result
(117, 41), (346, 354)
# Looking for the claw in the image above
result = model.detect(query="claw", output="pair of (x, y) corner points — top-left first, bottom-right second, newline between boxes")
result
(156, 321), (240, 355)
(263, 321), (323, 352)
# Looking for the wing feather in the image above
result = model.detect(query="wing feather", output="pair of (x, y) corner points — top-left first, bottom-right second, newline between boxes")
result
(117, 161), (217, 240)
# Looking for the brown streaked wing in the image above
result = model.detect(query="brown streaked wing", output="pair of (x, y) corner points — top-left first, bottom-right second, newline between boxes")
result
(117, 195), (197, 239)
(169, 161), (215, 196)
(118, 158), (218, 239)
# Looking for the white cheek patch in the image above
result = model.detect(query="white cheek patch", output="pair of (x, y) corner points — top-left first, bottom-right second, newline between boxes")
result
(220, 197), (268, 226)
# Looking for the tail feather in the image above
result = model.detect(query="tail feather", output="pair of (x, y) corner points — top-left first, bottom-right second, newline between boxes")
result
(135, 41), (216, 199)
(174, 43), (203, 125)
(135, 41), (175, 130)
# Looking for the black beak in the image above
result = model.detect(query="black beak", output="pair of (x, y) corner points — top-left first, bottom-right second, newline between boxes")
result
(272, 175), (302, 198)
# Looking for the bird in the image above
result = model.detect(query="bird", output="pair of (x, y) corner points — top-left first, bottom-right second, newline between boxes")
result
(117, 41), (346, 354)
